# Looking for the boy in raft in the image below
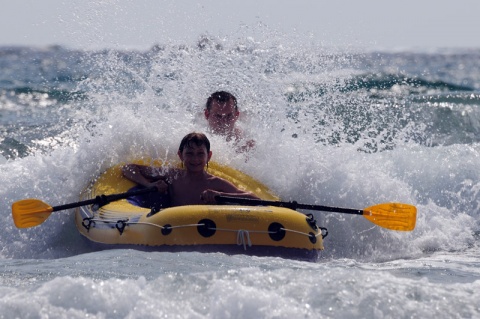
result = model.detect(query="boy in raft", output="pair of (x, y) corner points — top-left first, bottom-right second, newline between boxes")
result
(122, 132), (259, 207)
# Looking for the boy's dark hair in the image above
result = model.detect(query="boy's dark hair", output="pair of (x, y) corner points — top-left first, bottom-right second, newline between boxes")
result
(178, 132), (211, 153)
(206, 91), (237, 111)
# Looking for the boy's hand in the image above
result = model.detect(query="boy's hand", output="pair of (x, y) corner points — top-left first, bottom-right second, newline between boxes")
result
(200, 189), (221, 204)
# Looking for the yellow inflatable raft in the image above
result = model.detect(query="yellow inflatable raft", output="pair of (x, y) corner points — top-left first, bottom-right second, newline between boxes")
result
(75, 161), (325, 259)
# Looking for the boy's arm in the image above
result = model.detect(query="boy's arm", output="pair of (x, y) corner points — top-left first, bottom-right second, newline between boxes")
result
(122, 164), (168, 192)
(200, 178), (260, 203)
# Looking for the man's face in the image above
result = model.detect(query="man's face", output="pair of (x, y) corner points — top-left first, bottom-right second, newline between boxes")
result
(205, 99), (239, 135)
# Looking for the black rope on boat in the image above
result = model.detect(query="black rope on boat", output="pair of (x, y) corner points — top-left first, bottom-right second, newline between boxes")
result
(82, 217), (95, 231)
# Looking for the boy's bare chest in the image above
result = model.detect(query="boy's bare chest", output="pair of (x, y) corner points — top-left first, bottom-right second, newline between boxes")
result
(174, 178), (211, 190)
(171, 178), (214, 205)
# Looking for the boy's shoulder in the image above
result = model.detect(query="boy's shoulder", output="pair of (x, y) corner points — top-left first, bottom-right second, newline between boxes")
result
(206, 172), (228, 183)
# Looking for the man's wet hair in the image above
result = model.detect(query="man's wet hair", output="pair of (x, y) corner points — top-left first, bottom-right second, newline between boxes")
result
(206, 91), (238, 111)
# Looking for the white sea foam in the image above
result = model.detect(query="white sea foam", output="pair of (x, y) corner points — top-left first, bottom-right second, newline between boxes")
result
(0, 250), (479, 318)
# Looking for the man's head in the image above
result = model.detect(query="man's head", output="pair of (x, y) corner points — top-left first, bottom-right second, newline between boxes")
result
(204, 91), (239, 135)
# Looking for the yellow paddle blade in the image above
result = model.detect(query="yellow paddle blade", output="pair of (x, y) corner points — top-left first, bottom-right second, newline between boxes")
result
(362, 203), (417, 231)
(12, 199), (54, 228)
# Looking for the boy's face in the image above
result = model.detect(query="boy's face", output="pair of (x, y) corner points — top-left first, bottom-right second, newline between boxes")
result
(205, 99), (239, 134)
(178, 143), (212, 172)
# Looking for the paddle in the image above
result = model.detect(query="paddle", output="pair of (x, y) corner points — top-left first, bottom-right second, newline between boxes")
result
(11, 187), (157, 228)
(215, 196), (417, 231)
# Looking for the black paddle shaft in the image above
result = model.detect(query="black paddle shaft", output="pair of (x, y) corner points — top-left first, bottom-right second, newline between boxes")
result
(52, 187), (157, 212)
(215, 196), (364, 216)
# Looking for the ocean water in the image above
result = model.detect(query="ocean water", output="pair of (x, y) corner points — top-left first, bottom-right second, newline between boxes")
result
(1, 38), (480, 317)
